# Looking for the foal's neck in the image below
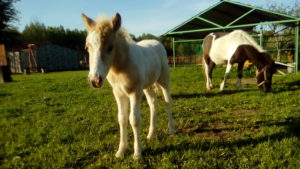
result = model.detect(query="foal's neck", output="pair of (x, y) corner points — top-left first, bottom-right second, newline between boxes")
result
(110, 33), (129, 73)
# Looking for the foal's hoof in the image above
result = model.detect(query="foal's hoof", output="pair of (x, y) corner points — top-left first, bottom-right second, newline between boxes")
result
(115, 151), (125, 158)
(147, 133), (155, 139)
(133, 154), (142, 160)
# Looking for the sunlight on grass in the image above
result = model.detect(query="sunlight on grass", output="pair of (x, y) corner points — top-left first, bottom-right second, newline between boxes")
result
(0, 67), (300, 168)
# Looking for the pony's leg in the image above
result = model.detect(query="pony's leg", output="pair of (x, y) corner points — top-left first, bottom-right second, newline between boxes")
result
(204, 58), (215, 90)
(207, 61), (216, 89)
(143, 88), (157, 139)
(237, 62), (244, 91)
(129, 91), (142, 159)
(114, 90), (129, 158)
(220, 63), (233, 91)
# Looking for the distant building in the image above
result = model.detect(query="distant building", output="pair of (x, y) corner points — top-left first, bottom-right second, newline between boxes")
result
(4, 43), (87, 73)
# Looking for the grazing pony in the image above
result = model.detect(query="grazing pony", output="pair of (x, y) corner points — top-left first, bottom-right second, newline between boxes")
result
(202, 30), (277, 92)
(82, 13), (175, 159)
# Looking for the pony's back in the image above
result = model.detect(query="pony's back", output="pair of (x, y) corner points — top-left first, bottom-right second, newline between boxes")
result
(208, 30), (264, 64)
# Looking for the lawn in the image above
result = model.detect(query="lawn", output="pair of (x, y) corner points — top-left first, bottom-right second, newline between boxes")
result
(0, 66), (300, 168)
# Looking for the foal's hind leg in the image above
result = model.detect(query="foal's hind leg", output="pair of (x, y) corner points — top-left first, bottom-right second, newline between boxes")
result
(157, 81), (175, 134)
(143, 88), (157, 139)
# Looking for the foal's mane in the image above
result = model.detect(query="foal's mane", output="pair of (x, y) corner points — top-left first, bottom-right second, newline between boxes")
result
(95, 15), (134, 43)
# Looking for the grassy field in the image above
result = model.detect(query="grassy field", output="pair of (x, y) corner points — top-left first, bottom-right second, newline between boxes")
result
(0, 66), (300, 168)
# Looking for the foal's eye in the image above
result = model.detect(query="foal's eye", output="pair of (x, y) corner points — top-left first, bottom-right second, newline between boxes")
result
(107, 45), (113, 52)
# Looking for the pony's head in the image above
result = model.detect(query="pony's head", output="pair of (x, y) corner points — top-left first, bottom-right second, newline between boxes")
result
(82, 13), (121, 88)
(256, 61), (277, 92)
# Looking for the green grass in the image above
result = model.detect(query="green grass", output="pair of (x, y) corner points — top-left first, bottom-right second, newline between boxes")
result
(0, 66), (300, 168)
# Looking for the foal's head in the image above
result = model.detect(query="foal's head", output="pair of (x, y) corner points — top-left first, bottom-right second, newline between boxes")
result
(256, 61), (277, 92)
(82, 13), (121, 88)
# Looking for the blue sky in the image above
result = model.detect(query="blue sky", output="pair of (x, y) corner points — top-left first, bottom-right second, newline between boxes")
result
(14, 0), (297, 36)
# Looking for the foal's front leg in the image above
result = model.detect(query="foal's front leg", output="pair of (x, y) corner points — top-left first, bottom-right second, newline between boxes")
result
(129, 91), (142, 159)
(144, 88), (157, 139)
(114, 90), (129, 158)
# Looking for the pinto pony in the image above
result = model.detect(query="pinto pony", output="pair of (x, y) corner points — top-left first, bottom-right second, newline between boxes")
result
(202, 30), (277, 92)
(82, 13), (175, 159)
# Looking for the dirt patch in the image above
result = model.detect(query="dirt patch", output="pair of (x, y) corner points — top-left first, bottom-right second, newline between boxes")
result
(228, 109), (258, 116)
(181, 122), (260, 141)
(227, 78), (257, 85)
(180, 109), (260, 141)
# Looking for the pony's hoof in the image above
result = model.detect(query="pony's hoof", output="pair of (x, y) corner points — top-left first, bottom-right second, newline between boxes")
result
(169, 128), (176, 135)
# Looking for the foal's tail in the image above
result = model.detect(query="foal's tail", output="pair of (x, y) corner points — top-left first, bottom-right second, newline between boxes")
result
(153, 83), (160, 94)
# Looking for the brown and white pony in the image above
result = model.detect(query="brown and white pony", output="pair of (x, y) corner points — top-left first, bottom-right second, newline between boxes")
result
(202, 30), (277, 92)
(82, 13), (175, 159)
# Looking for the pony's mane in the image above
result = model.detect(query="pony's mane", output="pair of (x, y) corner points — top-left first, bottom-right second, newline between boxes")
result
(95, 14), (135, 43)
(238, 30), (266, 53)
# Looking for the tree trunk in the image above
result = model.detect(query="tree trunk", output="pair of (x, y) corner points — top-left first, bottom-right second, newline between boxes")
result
(277, 49), (281, 62)
(0, 66), (12, 82)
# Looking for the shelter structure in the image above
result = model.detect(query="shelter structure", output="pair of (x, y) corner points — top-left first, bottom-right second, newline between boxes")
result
(5, 43), (82, 73)
(164, 0), (300, 72)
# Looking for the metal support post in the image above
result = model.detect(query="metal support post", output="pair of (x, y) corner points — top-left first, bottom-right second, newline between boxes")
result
(295, 22), (299, 73)
(259, 25), (263, 47)
(172, 38), (176, 68)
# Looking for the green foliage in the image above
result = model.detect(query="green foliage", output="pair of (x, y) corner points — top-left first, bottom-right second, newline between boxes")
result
(0, 67), (300, 168)
(0, 0), (19, 43)
(22, 21), (87, 52)
(0, 0), (19, 30)
(136, 33), (158, 41)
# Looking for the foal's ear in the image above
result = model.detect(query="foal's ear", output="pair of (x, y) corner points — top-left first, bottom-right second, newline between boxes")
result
(112, 13), (121, 32)
(81, 13), (95, 32)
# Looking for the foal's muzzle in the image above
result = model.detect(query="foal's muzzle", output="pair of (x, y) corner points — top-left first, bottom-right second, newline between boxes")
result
(89, 76), (103, 88)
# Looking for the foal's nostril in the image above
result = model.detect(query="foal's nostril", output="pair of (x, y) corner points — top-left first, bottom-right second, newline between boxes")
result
(98, 76), (103, 84)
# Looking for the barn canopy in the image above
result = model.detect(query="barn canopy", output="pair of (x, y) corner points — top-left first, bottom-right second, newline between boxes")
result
(164, 0), (299, 39)
(164, 0), (300, 71)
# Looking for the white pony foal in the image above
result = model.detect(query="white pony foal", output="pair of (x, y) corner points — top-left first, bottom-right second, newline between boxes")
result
(82, 13), (175, 159)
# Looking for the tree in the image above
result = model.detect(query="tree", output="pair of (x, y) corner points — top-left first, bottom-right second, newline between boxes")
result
(0, 0), (19, 43)
(265, 1), (300, 62)
(136, 33), (158, 41)
(0, 0), (19, 30)
(22, 21), (48, 44)
(0, 0), (18, 82)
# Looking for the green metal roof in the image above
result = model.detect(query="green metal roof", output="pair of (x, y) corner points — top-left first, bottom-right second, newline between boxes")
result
(164, 0), (300, 39)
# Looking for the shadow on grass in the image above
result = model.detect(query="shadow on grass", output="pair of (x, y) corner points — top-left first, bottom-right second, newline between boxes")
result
(64, 150), (100, 168)
(144, 116), (300, 157)
(172, 89), (256, 99)
(0, 93), (12, 97)
(273, 80), (300, 93)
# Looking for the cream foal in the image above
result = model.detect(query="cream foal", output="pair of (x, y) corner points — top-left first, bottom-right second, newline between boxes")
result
(82, 13), (175, 159)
